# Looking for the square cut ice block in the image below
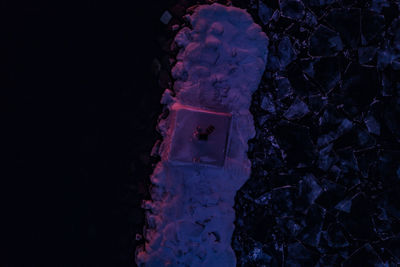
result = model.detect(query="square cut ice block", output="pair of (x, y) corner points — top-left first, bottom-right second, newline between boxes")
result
(169, 106), (232, 167)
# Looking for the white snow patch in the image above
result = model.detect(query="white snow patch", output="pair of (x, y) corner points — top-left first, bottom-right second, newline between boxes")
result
(136, 3), (268, 266)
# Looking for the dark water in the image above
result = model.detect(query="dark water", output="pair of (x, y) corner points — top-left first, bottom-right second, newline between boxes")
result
(2, 0), (173, 265)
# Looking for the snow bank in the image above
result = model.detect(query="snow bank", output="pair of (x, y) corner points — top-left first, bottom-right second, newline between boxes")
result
(136, 3), (268, 266)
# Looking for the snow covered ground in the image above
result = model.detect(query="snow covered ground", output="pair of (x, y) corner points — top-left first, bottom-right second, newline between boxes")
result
(136, 3), (268, 266)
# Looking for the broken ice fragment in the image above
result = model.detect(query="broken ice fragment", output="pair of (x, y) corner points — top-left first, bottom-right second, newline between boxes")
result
(260, 93), (276, 113)
(336, 148), (359, 173)
(312, 57), (341, 92)
(277, 36), (296, 69)
(305, 0), (337, 6)
(310, 25), (343, 56)
(297, 204), (325, 246)
(318, 143), (335, 171)
(273, 121), (316, 167)
(296, 174), (322, 209)
(338, 193), (376, 240)
(304, 11), (318, 26)
(315, 179), (346, 209)
(325, 223), (349, 248)
(160, 10), (173, 25)
(326, 8), (361, 48)
(283, 98), (309, 120)
(364, 114), (380, 135)
(258, 1), (273, 25)
(361, 10), (385, 44)
(279, 0), (305, 20)
(337, 119), (353, 135)
(286, 242), (318, 266)
(371, 0), (390, 12)
(335, 198), (352, 213)
(341, 63), (379, 109)
(275, 76), (293, 99)
(342, 244), (384, 267)
(308, 94), (326, 114)
(358, 46), (377, 65)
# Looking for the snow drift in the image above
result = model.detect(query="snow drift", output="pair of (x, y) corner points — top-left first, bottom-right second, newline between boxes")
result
(136, 3), (268, 266)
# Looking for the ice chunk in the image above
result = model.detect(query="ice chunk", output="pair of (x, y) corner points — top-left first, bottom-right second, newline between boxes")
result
(358, 46), (377, 65)
(315, 179), (346, 209)
(371, 0), (390, 12)
(286, 242), (318, 266)
(273, 121), (316, 168)
(297, 204), (325, 246)
(160, 10), (173, 25)
(277, 36), (296, 69)
(258, 1), (273, 25)
(275, 76), (293, 99)
(338, 193), (375, 240)
(312, 57), (341, 92)
(279, 0), (305, 20)
(260, 93), (276, 114)
(342, 244), (383, 267)
(318, 143), (335, 171)
(297, 174), (322, 208)
(310, 25), (343, 56)
(364, 114), (380, 135)
(322, 223), (349, 248)
(335, 198), (352, 213)
(305, 0), (337, 6)
(326, 8), (361, 48)
(361, 11), (385, 44)
(283, 97), (309, 120)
